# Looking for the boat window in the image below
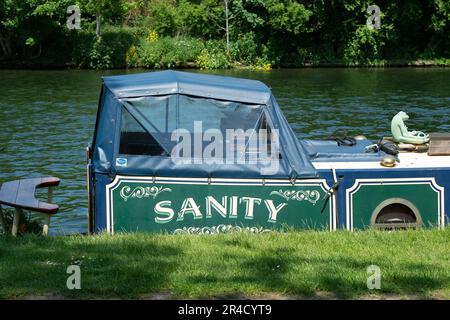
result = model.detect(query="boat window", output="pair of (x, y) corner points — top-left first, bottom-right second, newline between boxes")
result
(252, 113), (281, 160)
(122, 95), (263, 133)
(119, 108), (166, 156)
(177, 95), (262, 133)
(125, 95), (178, 133)
(119, 95), (265, 159)
(259, 113), (272, 152)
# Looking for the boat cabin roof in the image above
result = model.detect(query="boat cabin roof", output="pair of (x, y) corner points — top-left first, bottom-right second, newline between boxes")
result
(93, 71), (318, 179)
(102, 70), (272, 105)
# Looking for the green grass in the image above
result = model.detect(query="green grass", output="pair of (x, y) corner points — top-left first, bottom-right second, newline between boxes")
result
(0, 229), (449, 299)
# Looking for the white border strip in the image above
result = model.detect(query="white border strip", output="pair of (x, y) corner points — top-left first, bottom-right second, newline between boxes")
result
(313, 152), (450, 170)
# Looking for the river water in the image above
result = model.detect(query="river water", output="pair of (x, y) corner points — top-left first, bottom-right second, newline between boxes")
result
(0, 68), (449, 234)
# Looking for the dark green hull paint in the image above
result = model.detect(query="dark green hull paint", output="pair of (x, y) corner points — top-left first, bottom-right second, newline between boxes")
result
(348, 179), (444, 230)
(107, 177), (333, 233)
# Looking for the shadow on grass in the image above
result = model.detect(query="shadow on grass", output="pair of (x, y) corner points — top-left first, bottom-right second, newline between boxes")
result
(0, 235), (183, 298)
(1, 233), (448, 299)
(238, 251), (446, 298)
(192, 246), (448, 299)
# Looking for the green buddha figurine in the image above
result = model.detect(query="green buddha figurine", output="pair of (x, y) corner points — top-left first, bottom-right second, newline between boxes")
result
(391, 111), (429, 145)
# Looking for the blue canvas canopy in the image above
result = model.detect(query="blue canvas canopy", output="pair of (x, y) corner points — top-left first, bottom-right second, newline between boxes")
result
(92, 70), (318, 179)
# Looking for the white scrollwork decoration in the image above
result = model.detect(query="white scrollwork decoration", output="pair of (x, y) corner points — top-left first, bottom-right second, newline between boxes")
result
(120, 185), (171, 201)
(270, 189), (321, 205)
(173, 224), (272, 235)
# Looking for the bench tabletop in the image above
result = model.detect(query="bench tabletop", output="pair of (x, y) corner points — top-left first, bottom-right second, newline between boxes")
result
(0, 177), (60, 214)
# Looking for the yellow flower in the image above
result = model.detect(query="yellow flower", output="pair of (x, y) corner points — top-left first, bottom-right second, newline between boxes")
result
(196, 50), (209, 70)
(126, 45), (139, 67)
(147, 30), (158, 42)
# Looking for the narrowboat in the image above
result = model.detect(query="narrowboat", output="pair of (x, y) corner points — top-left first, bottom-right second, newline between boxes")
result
(87, 70), (450, 234)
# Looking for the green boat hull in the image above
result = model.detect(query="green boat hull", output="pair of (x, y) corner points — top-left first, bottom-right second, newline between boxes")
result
(106, 176), (335, 233)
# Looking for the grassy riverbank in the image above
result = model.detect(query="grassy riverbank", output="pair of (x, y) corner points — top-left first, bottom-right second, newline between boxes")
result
(0, 229), (449, 299)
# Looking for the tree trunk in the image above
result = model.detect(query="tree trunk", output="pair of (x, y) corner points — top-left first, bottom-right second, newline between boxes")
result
(31, 42), (42, 59)
(0, 37), (7, 58)
(0, 31), (12, 59)
(96, 13), (102, 37)
(224, 0), (230, 52)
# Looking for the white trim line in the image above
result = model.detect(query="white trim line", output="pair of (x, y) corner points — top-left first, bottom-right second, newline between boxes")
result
(313, 152), (450, 170)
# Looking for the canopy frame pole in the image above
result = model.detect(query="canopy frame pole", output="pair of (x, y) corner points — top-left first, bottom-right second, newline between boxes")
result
(122, 104), (170, 155)
(124, 104), (161, 134)
(176, 94), (180, 130)
(165, 98), (169, 133)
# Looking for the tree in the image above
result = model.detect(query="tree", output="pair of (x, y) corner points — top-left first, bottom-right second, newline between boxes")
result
(266, 0), (312, 35)
(79, 0), (124, 37)
(224, 0), (231, 50)
(0, 0), (72, 59)
(202, 0), (234, 51)
(215, 0), (266, 52)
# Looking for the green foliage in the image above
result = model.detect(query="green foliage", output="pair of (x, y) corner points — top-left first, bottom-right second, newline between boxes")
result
(88, 37), (113, 69)
(172, 0), (221, 39)
(101, 27), (136, 67)
(266, 0), (312, 35)
(72, 27), (135, 69)
(25, 37), (37, 47)
(0, 208), (43, 235)
(196, 40), (229, 69)
(344, 25), (384, 64)
(251, 56), (272, 70)
(230, 0), (266, 31)
(125, 45), (139, 67)
(77, 0), (126, 25)
(0, 0), (449, 68)
(137, 36), (204, 69)
(229, 32), (258, 64)
(140, 1), (177, 36)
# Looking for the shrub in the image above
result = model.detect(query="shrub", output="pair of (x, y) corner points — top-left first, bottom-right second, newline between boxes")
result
(343, 25), (384, 64)
(138, 36), (204, 69)
(144, 1), (177, 36)
(230, 32), (259, 64)
(251, 57), (272, 71)
(71, 30), (96, 67)
(89, 37), (114, 69)
(72, 27), (136, 69)
(101, 28), (136, 68)
(258, 39), (283, 67)
(0, 208), (43, 235)
(196, 40), (229, 69)
(126, 45), (140, 67)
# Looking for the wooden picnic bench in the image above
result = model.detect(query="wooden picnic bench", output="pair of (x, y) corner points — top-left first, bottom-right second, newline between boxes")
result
(0, 177), (60, 236)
